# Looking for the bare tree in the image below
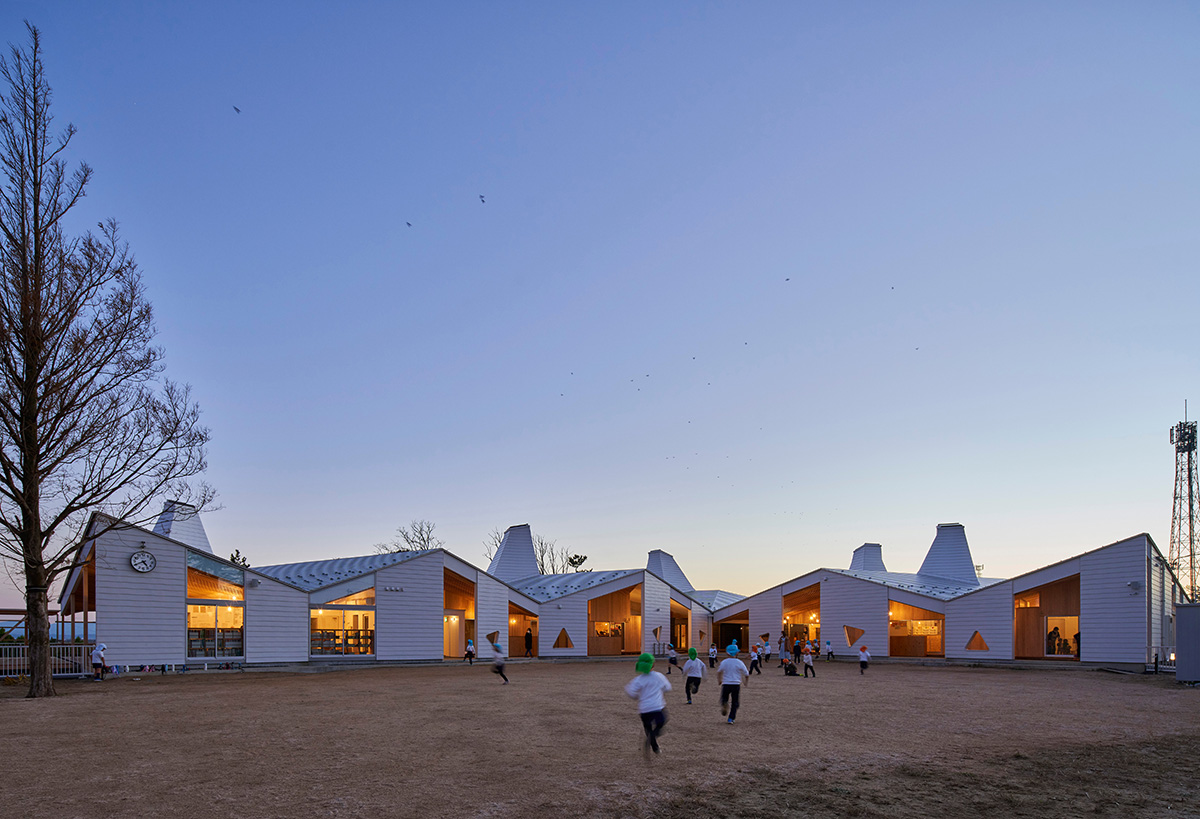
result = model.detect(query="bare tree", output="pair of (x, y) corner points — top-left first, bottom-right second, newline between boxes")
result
(482, 526), (503, 562)
(533, 533), (588, 574)
(0, 25), (213, 698)
(375, 519), (444, 553)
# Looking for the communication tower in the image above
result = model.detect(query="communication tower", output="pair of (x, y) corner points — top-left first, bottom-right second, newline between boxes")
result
(1170, 406), (1198, 602)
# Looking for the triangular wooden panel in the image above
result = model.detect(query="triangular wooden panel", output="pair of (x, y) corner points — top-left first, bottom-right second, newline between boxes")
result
(965, 631), (989, 651)
(759, 633), (771, 643)
(553, 628), (574, 649)
(653, 626), (662, 641)
(843, 625), (865, 647)
(698, 630), (706, 644)
(486, 631), (500, 644)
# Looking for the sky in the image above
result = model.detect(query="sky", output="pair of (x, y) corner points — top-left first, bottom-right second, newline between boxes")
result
(1, 2), (1198, 609)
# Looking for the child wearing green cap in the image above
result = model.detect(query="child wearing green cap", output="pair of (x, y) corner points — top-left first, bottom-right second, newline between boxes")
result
(624, 652), (671, 757)
(716, 643), (750, 724)
(682, 647), (706, 704)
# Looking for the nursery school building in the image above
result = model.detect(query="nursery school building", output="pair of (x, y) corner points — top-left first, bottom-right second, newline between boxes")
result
(55, 505), (1188, 672)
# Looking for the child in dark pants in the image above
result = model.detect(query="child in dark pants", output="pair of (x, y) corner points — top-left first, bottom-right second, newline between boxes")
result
(624, 653), (671, 757)
(682, 647), (705, 704)
(716, 644), (750, 724)
(490, 642), (509, 683)
(858, 645), (870, 674)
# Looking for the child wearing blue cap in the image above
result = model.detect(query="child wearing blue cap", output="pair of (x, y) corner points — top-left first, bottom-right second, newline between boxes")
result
(624, 652), (671, 757)
(716, 643), (749, 724)
(489, 641), (509, 684)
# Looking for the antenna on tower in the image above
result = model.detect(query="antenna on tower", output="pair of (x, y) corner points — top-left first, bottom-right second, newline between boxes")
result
(1169, 403), (1198, 602)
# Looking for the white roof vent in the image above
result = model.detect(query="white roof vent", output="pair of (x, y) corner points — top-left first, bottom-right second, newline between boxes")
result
(152, 501), (213, 554)
(849, 543), (887, 572)
(917, 523), (980, 586)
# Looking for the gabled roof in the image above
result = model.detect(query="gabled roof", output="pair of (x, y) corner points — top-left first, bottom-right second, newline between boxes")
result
(513, 569), (641, 602)
(688, 589), (746, 611)
(255, 550), (434, 591)
(827, 568), (1005, 601)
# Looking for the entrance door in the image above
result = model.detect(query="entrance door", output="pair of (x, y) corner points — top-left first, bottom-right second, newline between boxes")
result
(443, 609), (466, 657)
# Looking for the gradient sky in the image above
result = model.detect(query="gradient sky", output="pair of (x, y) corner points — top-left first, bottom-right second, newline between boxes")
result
(2, 3), (1198, 610)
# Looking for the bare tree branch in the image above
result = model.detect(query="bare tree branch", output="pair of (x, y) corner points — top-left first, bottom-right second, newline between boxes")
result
(374, 519), (444, 554)
(0, 24), (213, 697)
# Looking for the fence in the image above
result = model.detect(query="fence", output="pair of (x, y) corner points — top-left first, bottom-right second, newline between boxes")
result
(1148, 646), (1176, 672)
(0, 644), (92, 678)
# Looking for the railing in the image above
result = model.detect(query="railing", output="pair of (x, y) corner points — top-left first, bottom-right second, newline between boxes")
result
(0, 644), (92, 678)
(310, 629), (374, 656)
(1148, 646), (1176, 672)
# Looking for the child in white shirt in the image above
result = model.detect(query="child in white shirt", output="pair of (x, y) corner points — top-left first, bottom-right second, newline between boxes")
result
(624, 652), (671, 756)
(716, 644), (750, 724)
(858, 645), (871, 674)
(666, 644), (678, 674)
(682, 647), (706, 704)
(708, 644), (718, 668)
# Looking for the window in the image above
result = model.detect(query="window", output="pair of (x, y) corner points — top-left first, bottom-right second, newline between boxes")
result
(310, 598), (374, 656)
(186, 551), (244, 600)
(185, 551), (245, 658)
(187, 604), (244, 657)
(1045, 616), (1079, 657)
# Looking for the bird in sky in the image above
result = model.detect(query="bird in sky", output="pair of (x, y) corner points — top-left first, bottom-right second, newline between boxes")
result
(406, 222), (412, 227)
(233, 106), (240, 114)
(479, 194), (486, 204)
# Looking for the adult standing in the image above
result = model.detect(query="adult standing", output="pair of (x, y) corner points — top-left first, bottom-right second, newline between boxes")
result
(524, 628), (534, 658)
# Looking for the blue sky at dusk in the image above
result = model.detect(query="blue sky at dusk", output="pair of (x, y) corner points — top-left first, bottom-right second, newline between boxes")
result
(2, 3), (1198, 608)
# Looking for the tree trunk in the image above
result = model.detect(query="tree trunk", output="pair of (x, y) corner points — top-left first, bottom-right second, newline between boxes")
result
(24, 565), (55, 698)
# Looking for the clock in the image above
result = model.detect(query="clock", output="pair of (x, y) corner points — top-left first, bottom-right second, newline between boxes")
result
(130, 550), (157, 573)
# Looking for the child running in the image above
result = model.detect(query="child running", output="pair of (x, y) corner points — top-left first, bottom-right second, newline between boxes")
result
(708, 643), (718, 668)
(666, 644), (678, 675)
(716, 644), (750, 724)
(490, 641), (509, 684)
(465, 639), (475, 665)
(858, 645), (870, 675)
(682, 647), (705, 704)
(624, 652), (671, 757)
(747, 644), (762, 675)
(802, 643), (816, 677)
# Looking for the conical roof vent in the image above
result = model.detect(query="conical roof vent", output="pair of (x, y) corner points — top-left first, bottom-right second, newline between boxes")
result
(917, 523), (979, 585)
(153, 501), (213, 554)
(646, 549), (694, 592)
(849, 543), (887, 572)
(487, 524), (540, 582)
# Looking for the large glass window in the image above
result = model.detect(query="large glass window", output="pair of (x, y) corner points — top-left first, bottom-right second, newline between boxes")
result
(187, 551), (244, 600)
(187, 604), (245, 657)
(185, 551), (245, 658)
(310, 604), (374, 656)
(1045, 616), (1079, 657)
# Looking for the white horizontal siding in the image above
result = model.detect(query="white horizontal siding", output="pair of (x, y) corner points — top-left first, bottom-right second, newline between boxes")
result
(781, 571), (823, 597)
(643, 573), (671, 650)
(94, 528), (187, 666)
(945, 581), (1013, 660)
(375, 553), (444, 661)
(887, 589), (945, 614)
(691, 605), (712, 652)
(819, 573), (888, 655)
(475, 573), (510, 655)
(540, 573), (646, 658)
(1012, 557), (1081, 593)
(244, 574), (309, 663)
(745, 587), (783, 651)
(1080, 537), (1148, 664)
(444, 554), (479, 583)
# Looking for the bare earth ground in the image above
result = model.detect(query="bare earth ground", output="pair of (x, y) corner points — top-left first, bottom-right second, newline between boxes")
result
(3, 659), (1198, 819)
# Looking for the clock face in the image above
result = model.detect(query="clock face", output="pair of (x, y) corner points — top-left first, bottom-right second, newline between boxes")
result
(130, 550), (156, 573)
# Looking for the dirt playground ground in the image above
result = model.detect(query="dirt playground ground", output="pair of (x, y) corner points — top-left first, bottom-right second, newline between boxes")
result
(3, 658), (1198, 818)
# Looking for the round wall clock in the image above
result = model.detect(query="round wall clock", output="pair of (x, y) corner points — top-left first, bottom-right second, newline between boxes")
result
(130, 550), (157, 573)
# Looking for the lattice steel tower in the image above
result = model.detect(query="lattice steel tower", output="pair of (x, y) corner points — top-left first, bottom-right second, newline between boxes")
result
(1170, 410), (1198, 602)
